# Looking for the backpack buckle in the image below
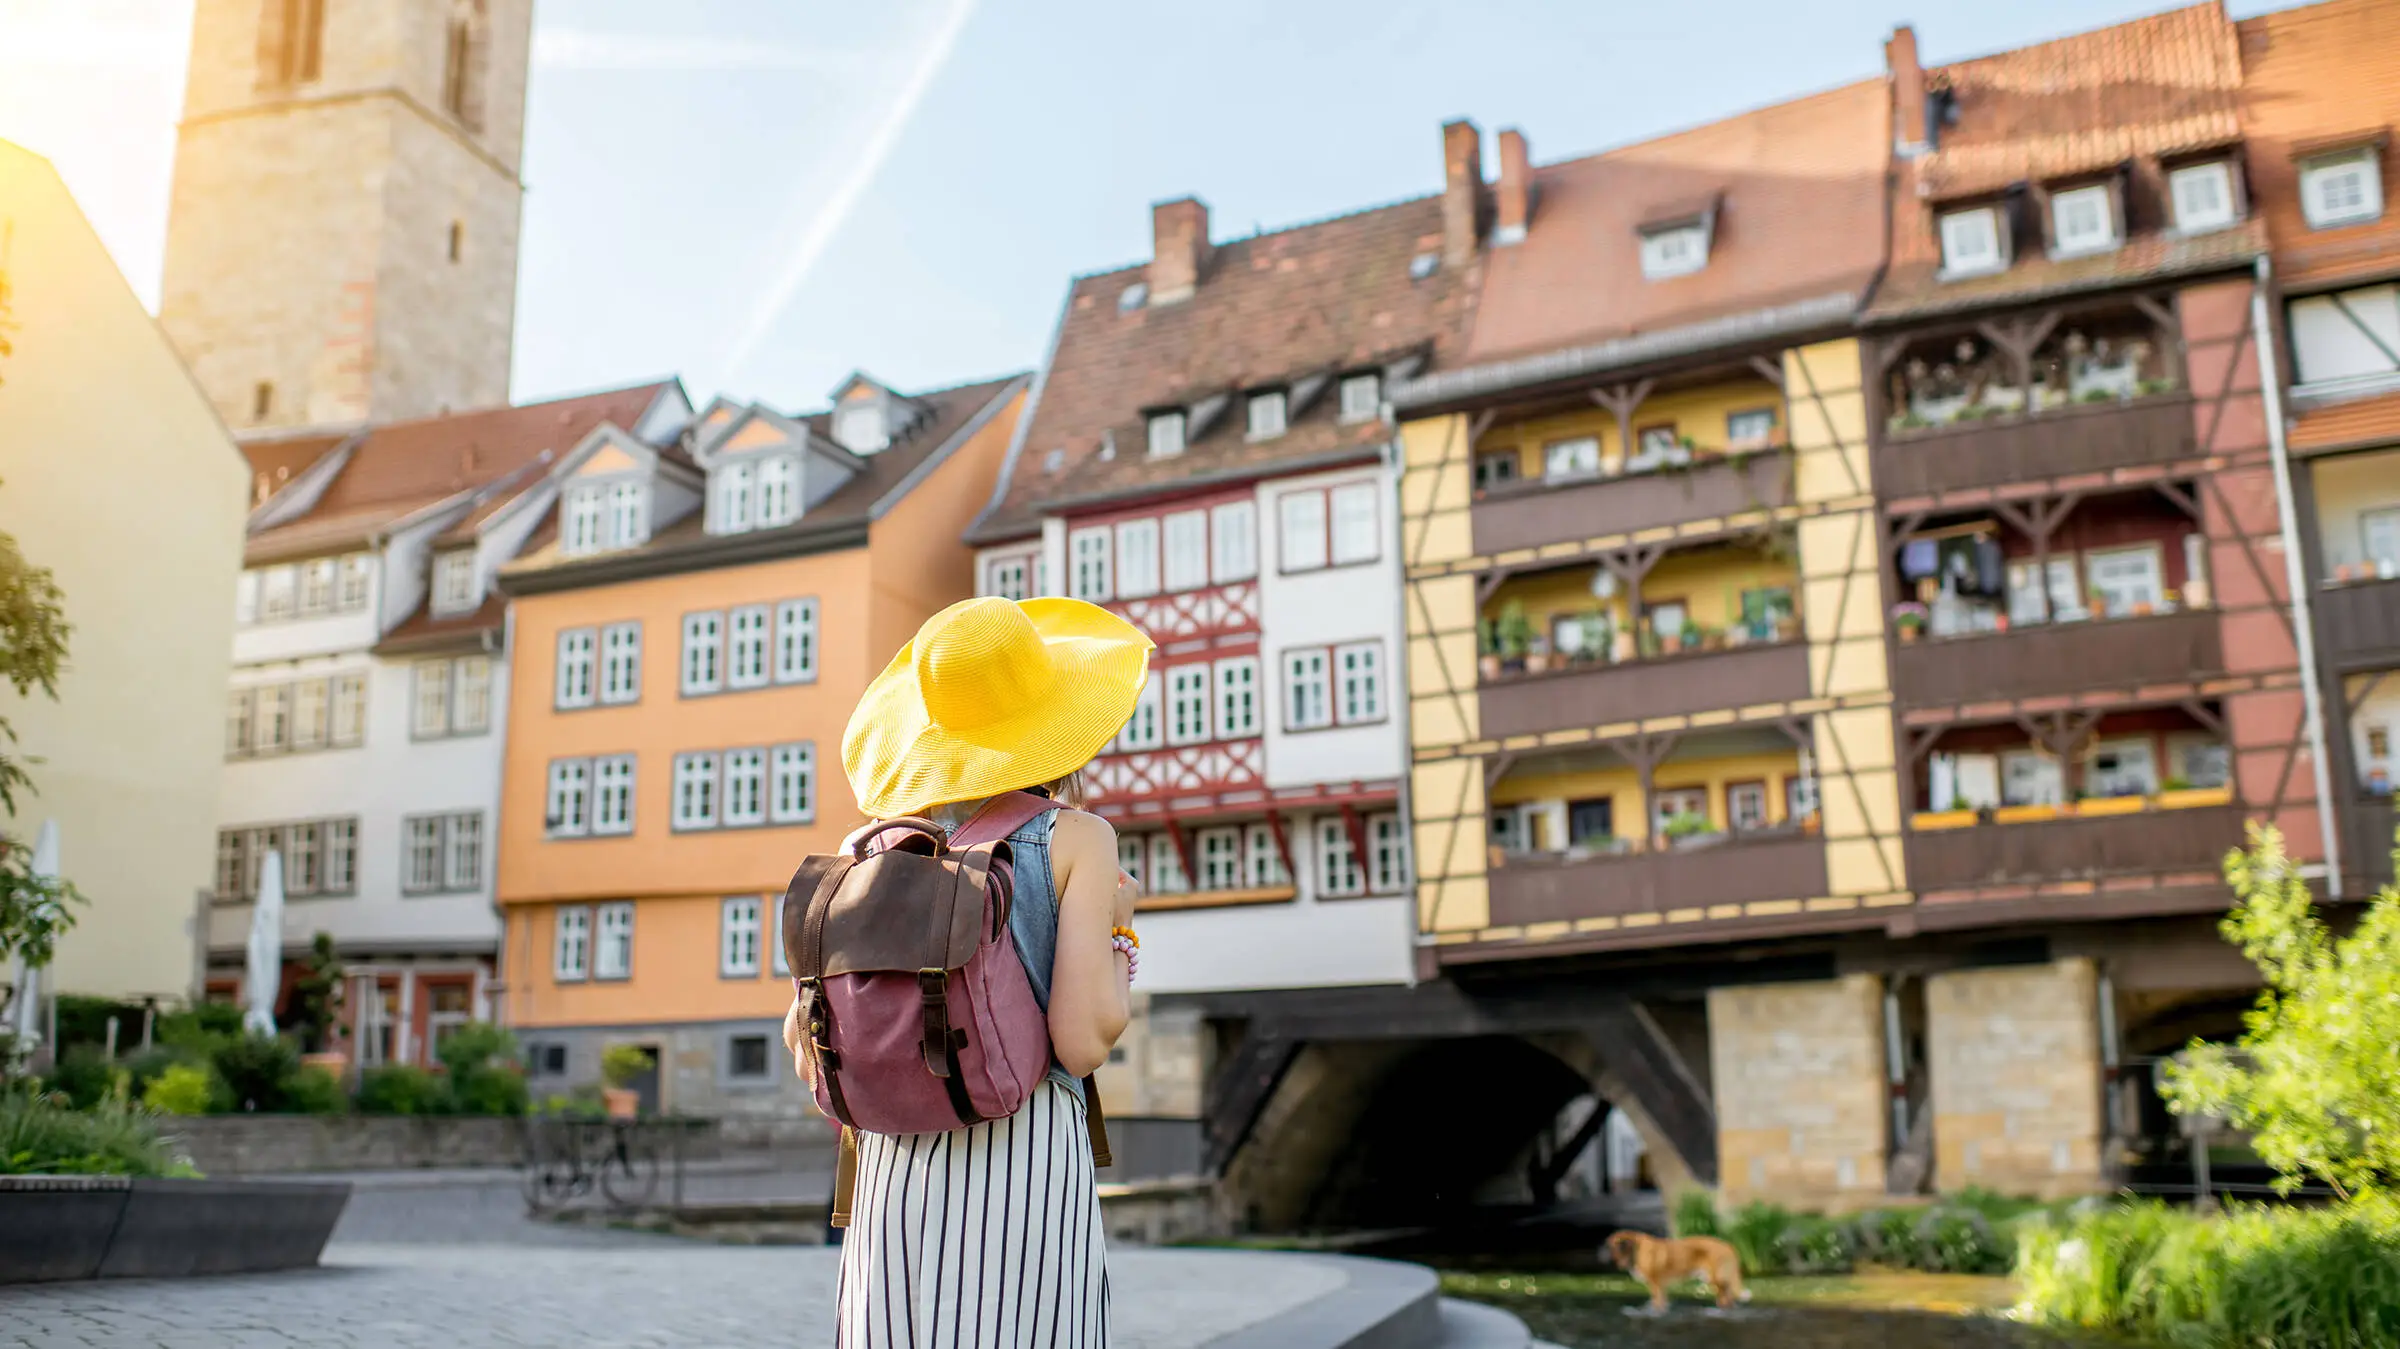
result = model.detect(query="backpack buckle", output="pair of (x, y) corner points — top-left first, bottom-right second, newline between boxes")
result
(916, 968), (947, 1000)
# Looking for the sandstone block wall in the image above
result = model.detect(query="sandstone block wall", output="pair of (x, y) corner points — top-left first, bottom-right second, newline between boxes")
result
(1924, 957), (2107, 1198)
(1708, 973), (1889, 1206)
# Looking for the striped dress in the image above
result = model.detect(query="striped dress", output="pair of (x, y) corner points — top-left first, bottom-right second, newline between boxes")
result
(835, 804), (1111, 1347)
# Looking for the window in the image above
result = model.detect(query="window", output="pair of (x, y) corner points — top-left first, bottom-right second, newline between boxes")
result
(556, 629), (597, 709)
(563, 487), (605, 555)
(600, 623), (642, 704)
(213, 817), (354, 900)
(414, 657), (485, 737)
(2001, 749), (2064, 806)
(1639, 222), (1708, 279)
(1118, 675), (1164, 751)
(225, 689), (254, 758)
(1116, 519), (1161, 599)
(775, 599), (818, 683)
(726, 1033), (770, 1079)
(1726, 408), (1776, 446)
(771, 743), (817, 823)
(432, 551), (477, 614)
(235, 571), (260, 625)
(402, 812), (481, 894)
(594, 755), (636, 835)
(1285, 649), (1331, 730)
(2171, 161), (2238, 233)
(1163, 511), (1209, 591)
(1211, 501), (1257, 582)
(262, 0), (325, 84)
(1070, 528), (1113, 601)
(727, 606), (770, 689)
(721, 897), (763, 977)
(547, 760), (592, 836)
(757, 456), (800, 526)
(338, 555), (373, 610)
(1339, 373), (1381, 423)
(1117, 834), (1145, 890)
(723, 749), (767, 826)
(554, 907), (592, 981)
(1215, 657), (1259, 738)
(1279, 491), (1328, 571)
(682, 612), (723, 695)
(324, 819), (357, 893)
(1939, 206), (2005, 276)
(835, 403), (888, 453)
(2007, 557), (2084, 624)
(286, 822), (320, 893)
(260, 566), (297, 620)
(447, 221), (464, 263)
(291, 679), (328, 750)
(252, 381), (274, 423)
(1475, 451), (1523, 490)
(1568, 798), (1614, 848)
(1370, 813), (1408, 893)
(2302, 148), (2383, 229)
(1633, 425), (1683, 468)
(2169, 735), (2231, 790)
(298, 559), (334, 615)
(1147, 410), (1187, 458)
(1544, 437), (1602, 483)
(1167, 665), (1211, 746)
(595, 903), (634, 980)
(454, 657), (491, 733)
(985, 553), (1032, 600)
(1330, 483), (1379, 565)
(1246, 391), (1288, 441)
(1148, 835), (1188, 894)
(1197, 828), (1241, 891)
(426, 983), (474, 1055)
(1245, 824), (1286, 887)
(2086, 545), (2163, 618)
(255, 685), (292, 754)
(1318, 818), (1365, 897)
(2086, 737), (2159, 799)
(440, 16), (479, 122)
(674, 752), (721, 830)
(606, 481), (648, 549)
(1336, 642), (1383, 724)
(1727, 781), (1771, 832)
(1650, 787), (1709, 837)
(715, 462), (755, 533)
(413, 660), (453, 737)
(2050, 184), (2118, 255)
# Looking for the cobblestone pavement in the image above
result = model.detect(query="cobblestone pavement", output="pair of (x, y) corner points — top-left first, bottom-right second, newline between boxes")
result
(317, 1159), (835, 1247)
(1, 1244), (1345, 1348)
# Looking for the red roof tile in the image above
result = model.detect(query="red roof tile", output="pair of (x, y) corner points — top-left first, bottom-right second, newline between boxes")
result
(2291, 386), (2400, 453)
(2237, 0), (2400, 290)
(238, 431), (347, 512)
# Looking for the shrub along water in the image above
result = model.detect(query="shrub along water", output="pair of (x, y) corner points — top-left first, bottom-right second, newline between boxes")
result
(1668, 1187), (2071, 1278)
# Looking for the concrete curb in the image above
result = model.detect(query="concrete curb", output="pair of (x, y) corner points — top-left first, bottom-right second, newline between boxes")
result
(1199, 1252), (1444, 1349)
(0, 1176), (351, 1284)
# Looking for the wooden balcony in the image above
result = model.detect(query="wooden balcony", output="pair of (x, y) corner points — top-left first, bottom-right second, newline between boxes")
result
(1876, 394), (2196, 499)
(2316, 575), (2400, 672)
(1471, 450), (1793, 556)
(1904, 803), (2243, 892)
(1891, 609), (2223, 710)
(1487, 831), (1831, 930)
(1479, 641), (1810, 741)
(2339, 793), (2398, 894)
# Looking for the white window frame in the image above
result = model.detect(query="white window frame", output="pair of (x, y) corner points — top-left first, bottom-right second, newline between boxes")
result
(1727, 781), (1771, 833)
(593, 755), (636, 835)
(2301, 147), (2384, 230)
(727, 605), (771, 690)
(1214, 656), (1259, 739)
(1317, 818), (1365, 897)
(721, 896), (764, 977)
(338, 554), (373, 610)
(451, 655), (491, 734)
(556, 628), (597, 709)
(1115, 519), (1161, 599)
(2049, 183), (2119, 256)
(563, 487), (605, 556)
(402, 814), (447, 894)
(600, 622), (642, 704)
(1147, 834), (1188, 894)
(1338, 373), (1380, 424)
(1147, 410), (1187, 458)
(984, 553), (1033, 601)
(722, 747), (767, 827)
(1278, 491), (1329, 573)
(605, 480), (648, 549)
(1369, 812), (1409, 893)
(290, 678), (328, 750)
(1070, 527), (1113, 601)
(1211, 501), (1257, 582)
(1245, 823), (1286, 888)
(235, 571), (260, 625)
(673, 751), (722, 831)
(757, 455), (801, 527)
(1117, 834), (1145, 890)
(594, 902), (634, 980)
(835, 403), (888, 453)
(1543, 437), (1602, 483)
(1335, 641), (1383, 724)
(1726, 408), (1776, 447)
(2085, 736), (2160, 799)
(1196, 827), (1242, 891)
(432, 550), (478, 614)
(2170, 161), (2239, 233)
(714, 461), (756, 534)
(1638, 222), (1708, 279)
(1118, 674), (1164, 751)
(2086, 544), (2164, 618)
(298, 558), (335, 616)
(682, 611), (724, 695)
(1284, 648), (1332, 731)
(1939, 205), (2006, 277)
(554, 906), (592, 982)
(546, 759), (592, 837)
(1166, 664), (1211, 747)
(324, 819), (358, 893)
(1246, 390), (1288, 441)
(411, 659), (453, 738)
(775, 598), (818, 683)
(332, 673), (367, 746)
(1330, 482), (1380, 566)
(445, 812), (482, 891)
(259, 565), (296, 620)
(771, 742), (817, 824)
(1163, 511), (1209, 592)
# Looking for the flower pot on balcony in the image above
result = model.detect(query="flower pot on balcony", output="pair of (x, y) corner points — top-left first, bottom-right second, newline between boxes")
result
(602, 1087), (640, 1121)
(2074, 794), (2148, 817)
(1897, 625), (1921, 644)
(2157, 785), (2233, 810)
(1775, 616), (1802, 644)
(1910, 809), (1978, 832)
(2130, 601), (2155, 617)
(1658, 634), (1682, 655)
(1613, 629), (1636, 663)
(1993, 803), (2061, 825)
(1478, 654), (1502, 681)
(1525, 652), (1552, 674)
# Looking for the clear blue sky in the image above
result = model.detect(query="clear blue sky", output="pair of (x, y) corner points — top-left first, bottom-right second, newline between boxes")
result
(0, 0), (2286, 413)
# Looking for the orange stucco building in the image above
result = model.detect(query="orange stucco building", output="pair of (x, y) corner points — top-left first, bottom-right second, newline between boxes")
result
(493, 373), (1026, 1120)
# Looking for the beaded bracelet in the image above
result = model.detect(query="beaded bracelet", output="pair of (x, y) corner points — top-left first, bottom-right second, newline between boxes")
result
(1110, 925), (1140, 950)
(1110, 933), (1140, 984)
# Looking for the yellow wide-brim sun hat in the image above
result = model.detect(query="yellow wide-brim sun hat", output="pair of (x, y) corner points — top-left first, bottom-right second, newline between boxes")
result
(843, 595), (1155, 819)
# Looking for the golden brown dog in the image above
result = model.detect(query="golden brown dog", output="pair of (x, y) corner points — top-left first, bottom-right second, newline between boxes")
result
(1603, 1229), (1750, 1314)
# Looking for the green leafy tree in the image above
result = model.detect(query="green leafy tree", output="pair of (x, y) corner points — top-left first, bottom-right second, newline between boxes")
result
(287, 932), (344, 1054)
(2161, 824), (2400, 1198)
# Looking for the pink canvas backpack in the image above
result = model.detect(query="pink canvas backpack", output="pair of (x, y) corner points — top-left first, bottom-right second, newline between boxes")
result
(782, 791), (1110, 1225)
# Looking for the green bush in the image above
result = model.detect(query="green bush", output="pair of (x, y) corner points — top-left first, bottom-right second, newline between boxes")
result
(51, 995), (149, 1055)
(0, 1088), (198, 1177)
(38, 1045), (120, 1110)
(1775, 1213), (1856, 1275)
(434, 1022), (518, 1075)
(355, 1064), (449, 1116)
(285, 1065), (347, 1115)
(1915, 1205), (2009, 1274)
(208, 1033), (301, 1112)
(1722, 1201), (1796, 1275)
(141, 1063), (214, 1116)
(156, 1002), (244, 1052)
(449, 1065), (527, 1117)
(2017, 1199), (2400, 1349)
(119, 1045), (197, 1098)
(1669, 1186), (1720, 1239)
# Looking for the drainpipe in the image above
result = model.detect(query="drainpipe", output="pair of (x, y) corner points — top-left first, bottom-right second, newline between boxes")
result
(2252, 255), (2345, 896)
(1384, 424), (1425, 987)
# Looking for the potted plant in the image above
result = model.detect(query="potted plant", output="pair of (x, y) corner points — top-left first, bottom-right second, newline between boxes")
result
(1612, 621), (1638, 664)
(291, 931), (349, 1078)
(1775, 613), (1803, 644)
(1912, 794), (1980, 831)
(1700, 625), (1727, 652)
(1525, 635), (1554, 676)
(599, 1043), (651, 1121)
(1890, 601), (1928, 643)
(1477, 617), (1504, 682)
(1679, 620), (1704, 653)
(1495, 600), (1534, 675)
(1661, 811), (1718, 850)
(1657, 621), (1682, 655)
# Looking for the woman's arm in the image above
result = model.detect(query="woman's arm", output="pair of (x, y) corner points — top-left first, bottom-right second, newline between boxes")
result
(1044, 809), (1135, 1077)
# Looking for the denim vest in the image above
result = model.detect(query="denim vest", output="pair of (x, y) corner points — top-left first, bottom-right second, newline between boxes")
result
(935, 800), (1083, 1101)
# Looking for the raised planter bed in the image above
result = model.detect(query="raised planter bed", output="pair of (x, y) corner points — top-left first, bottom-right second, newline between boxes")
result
(0, 1174), (349, 1284)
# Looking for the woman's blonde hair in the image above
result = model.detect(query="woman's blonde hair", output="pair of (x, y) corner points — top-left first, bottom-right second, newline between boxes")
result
(1037, 767), (1089, 811)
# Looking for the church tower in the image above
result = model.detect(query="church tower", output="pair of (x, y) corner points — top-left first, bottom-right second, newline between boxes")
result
(161, 0), (532, 432)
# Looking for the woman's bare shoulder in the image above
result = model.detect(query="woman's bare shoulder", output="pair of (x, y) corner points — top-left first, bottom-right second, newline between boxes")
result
(1047, 808), (1118, 861)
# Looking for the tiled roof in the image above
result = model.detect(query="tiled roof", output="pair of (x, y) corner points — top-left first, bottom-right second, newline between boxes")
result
(1460, 80), (1890, 369)
(967, 195), (1479, 544)
(2291, 386), (2400, 454)
(238, 431), (347, 510)
(372, 594), (508, 655)
(246, 382), (674, 562)
(2237, 0), (2400, 290)
(1872, 3), (2255, 319)
(505, 374), (1025, 585)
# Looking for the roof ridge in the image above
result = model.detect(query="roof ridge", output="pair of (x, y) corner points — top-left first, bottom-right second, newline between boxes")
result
(1064, 189), (1444, 285)
(1529, 75), (1886, 174)
(1929, 0), (2230, 76)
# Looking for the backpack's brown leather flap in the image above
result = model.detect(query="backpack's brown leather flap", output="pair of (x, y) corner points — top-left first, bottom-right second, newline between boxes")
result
(811, 847), (1000, 977)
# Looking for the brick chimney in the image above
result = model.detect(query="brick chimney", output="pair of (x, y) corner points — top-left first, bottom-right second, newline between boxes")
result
(1887, 25), (1929, 157)
(1495, 128), (1533, 246)
(1148, 196), (1213, 305)
(1441, 119), (1486, 269)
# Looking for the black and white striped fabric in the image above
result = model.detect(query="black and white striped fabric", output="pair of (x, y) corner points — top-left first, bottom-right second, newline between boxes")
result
(836, 1078), (1110, 1346)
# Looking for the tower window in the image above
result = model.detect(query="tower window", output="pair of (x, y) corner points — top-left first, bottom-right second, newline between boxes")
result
(260, 0), (326, 87)
(448, 222), (463, 263)
(442, 18), (485, 131)
(252, 382), (275, 423)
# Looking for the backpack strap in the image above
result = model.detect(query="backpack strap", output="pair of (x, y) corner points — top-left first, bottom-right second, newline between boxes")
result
(830, 1126), (858, 1229)
(1083, 1076), (1112, 1169)
(945, 790), (1063, 850)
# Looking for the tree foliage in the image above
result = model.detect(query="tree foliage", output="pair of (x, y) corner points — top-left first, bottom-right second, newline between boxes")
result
(2161, 824), (2400, 1198)
(0, 525), (70, 819)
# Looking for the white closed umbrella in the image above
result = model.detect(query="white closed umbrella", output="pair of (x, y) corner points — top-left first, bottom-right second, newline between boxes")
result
(244, 849), (284, 1037)
(8, 819), (59, 1049)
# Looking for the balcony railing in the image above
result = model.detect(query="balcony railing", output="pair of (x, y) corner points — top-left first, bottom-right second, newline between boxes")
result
(2315, 574), (2400, 671)
(1486, 829), (1830, 930)
(1875, 393), (2196, 499)
(1890, 608), (2223, 709)
(1903, 801), (2242, 892)
(1471, 449), (1793, 556)
(2339, 792), (2398, 893)
(1478, 639), (1811, 740)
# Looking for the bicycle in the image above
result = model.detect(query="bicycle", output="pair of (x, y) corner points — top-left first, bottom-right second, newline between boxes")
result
(522, 1117), (661, 1213)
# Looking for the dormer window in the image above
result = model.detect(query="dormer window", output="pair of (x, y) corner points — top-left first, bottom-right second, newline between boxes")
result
(1246, 390), (1288, 441)
(1339, 374), (1381, 424)
(757, 455), (799, 527)
(2170, 161), (2240, 233)
(431, 550), (478, 615)
(2301, 147), (2383, 229)
(834, 403), (888, 453)
(1938, 206), (2007, 278)
(2049, 184), (2119, 257)
(562, 481), (650, 557)
(1147, 410), (1186, 459)
(1638, 222), (1709, 280)
(715, 462), (755, 533)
